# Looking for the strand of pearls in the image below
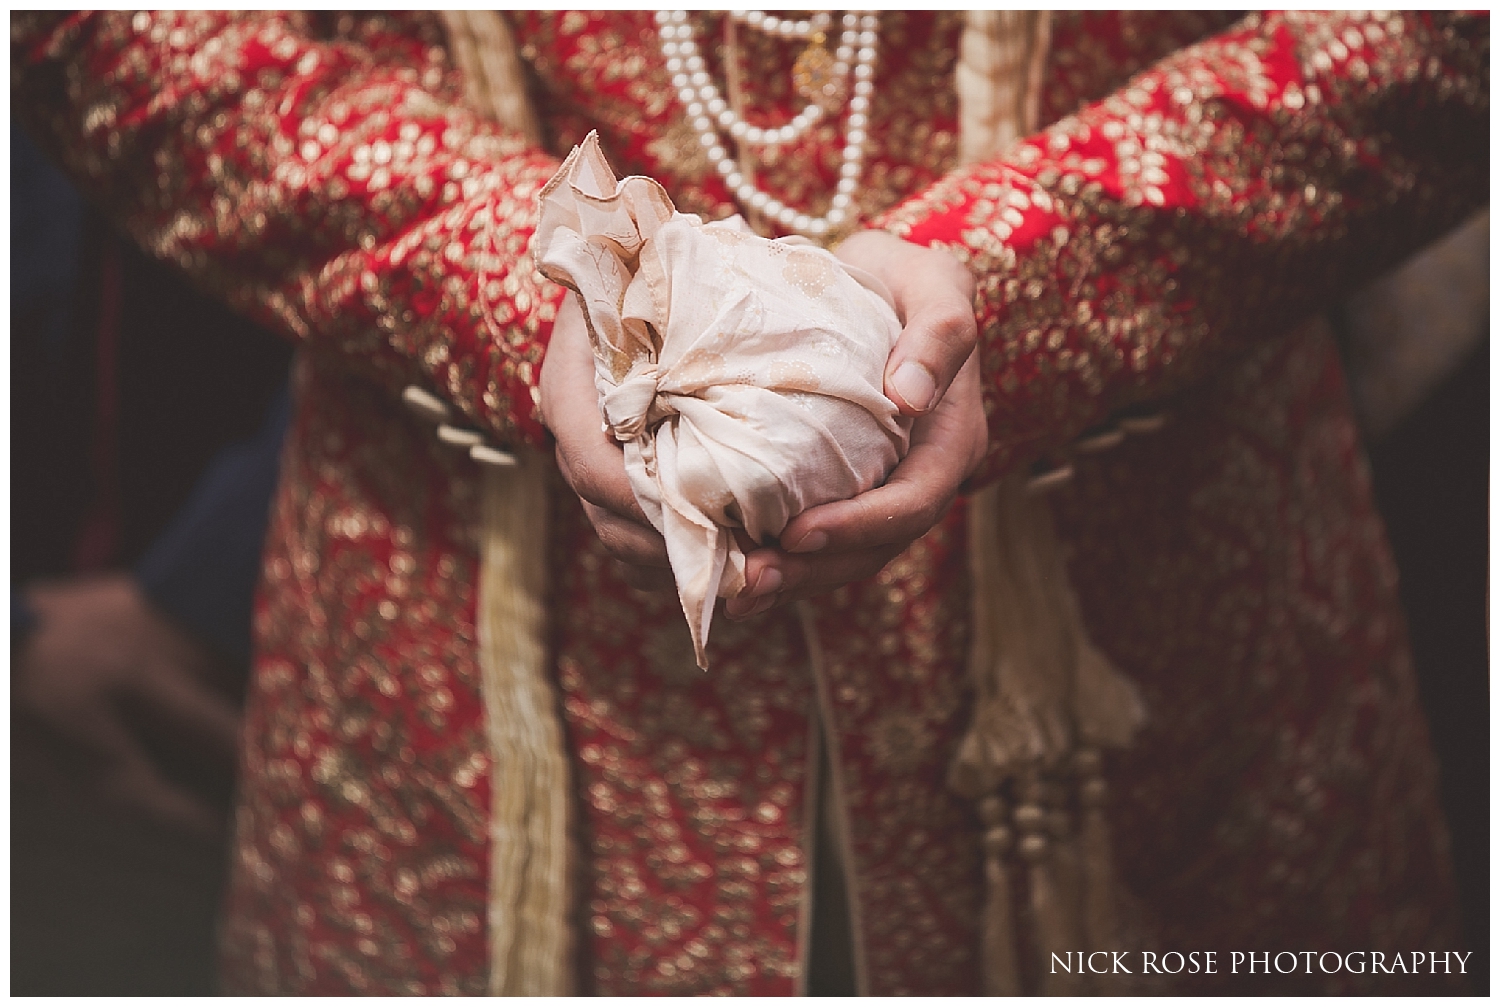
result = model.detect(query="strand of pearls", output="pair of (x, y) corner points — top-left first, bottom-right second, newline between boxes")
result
(658, 11), (846, 148)
(730, 10), (832, 39)
(655, 11), (880, 240)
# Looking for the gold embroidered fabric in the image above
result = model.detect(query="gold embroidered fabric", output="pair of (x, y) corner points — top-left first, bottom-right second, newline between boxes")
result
(536, 134), (909, 668)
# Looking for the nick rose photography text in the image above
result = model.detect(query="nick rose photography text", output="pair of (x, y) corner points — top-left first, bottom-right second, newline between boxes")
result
(1051, 951), (1473, 976)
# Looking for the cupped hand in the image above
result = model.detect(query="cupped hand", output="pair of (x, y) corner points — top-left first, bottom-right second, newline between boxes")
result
(538, 290), (674, 591)
(725, 232), (987, 618)
(15, 574), (242, 839)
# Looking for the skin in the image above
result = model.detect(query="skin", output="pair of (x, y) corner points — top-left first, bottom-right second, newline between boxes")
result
(15, 574), (241, 839)
(539, 230), (987, 617)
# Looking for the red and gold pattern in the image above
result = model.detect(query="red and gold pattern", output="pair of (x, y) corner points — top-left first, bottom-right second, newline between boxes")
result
(12, 11), (1486, 995)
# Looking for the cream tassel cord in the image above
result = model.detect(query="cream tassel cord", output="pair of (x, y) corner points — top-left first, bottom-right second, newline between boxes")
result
(953, 11), (1148, 997)
(475, 455), (573, 996)
(441, 12), (572, 997)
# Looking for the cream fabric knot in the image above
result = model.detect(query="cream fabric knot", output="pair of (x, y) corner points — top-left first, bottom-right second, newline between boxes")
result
(537, 133), (910, 668)
(601, 362), (665, 443)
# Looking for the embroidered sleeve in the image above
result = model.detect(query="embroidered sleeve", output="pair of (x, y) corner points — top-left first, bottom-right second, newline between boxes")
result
(878, 11), (1488, 479)
(12, 11), (565, 447)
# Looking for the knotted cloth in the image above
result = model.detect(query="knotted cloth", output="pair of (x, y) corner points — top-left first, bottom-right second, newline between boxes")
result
(536, 133), (910, 667)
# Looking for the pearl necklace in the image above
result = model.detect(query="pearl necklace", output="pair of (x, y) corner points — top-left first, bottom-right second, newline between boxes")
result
(730, 10), (832, 40)
(655, 11), (880, 240)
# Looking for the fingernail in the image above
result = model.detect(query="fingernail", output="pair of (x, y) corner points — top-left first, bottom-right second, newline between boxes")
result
(750, 567), (783, 597)
(742, 595), (778, 618)
(891, 361), (937, 412)
(788, 530), (827, 554)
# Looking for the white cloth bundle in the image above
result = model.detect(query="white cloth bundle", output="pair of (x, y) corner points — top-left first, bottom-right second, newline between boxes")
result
(536, 133), (910, 667)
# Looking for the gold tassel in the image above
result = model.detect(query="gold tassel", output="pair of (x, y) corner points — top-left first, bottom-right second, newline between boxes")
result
(476, 453), (572, 996)
(977, 794), (1022, 995)
(442, 15), (574, 995)
(1042, 776), (1086, 964)
(1014, 770), (1085, 996)
(954, 10), (1155, 990)
(1074, 747), (1127, 993)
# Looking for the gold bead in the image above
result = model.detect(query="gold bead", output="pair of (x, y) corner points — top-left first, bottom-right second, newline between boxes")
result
(1017, 834), (1049, 860)
(1079, 778), (1108, 805)
(1072, 747), (1102, 774)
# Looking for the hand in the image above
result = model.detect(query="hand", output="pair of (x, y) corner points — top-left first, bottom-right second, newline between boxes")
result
(726, 232), (987, 617)
(538, 291), (674, 591)
(15, 574), (242, 839)
(837, 229), (980, 417)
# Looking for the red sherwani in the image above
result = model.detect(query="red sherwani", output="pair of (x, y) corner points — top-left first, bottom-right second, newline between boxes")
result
(14, 11), (1486, 995)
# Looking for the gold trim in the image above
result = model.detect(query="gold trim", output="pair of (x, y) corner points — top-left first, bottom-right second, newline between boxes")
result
(443, 13), (569, 992)
(441, 11), (543, 145)
(476, 454), (572, 996)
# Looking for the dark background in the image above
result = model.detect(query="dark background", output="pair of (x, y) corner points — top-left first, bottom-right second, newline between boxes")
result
(11, 126), (290, 995)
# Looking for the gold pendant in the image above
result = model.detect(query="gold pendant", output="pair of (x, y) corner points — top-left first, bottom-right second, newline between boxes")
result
(792, 32), (845, 112)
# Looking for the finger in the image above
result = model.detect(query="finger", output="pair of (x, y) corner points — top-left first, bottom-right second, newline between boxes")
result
(554, 437), (653, 526)
(39, 687), (150, 769)
(776, 439), (961, 557)
(834, 232), (976, 415)
(726, 543), (904, 618)
(134, 663), (243, 759)
(538, 290), (590, 436)
(104, 757), (223, 840)
(879, 246), (978, 415)
(582, 500), (670, 568)
(782, 352), (983, 557)
(725, 558), (784, 603)
(58, 696), (223, 840)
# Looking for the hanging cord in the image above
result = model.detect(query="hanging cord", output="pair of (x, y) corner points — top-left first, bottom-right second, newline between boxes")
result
(438, 13), (571, 996)
(953, 10), (1147, 995)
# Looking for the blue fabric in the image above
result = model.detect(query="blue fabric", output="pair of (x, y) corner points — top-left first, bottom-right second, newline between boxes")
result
(134, 385), (292, 666)
(13, 124), (289, 669)
(11, 123), (84, 358)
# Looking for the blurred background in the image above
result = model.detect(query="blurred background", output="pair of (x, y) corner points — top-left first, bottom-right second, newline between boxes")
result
(8, 122), (1489, 995)
(11, 122), (290, 995)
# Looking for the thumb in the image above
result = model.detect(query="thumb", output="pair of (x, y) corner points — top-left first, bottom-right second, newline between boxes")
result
(884, 291), (978, 415)
(833, 231), (978, 415)
(874, 243), (978, 416)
